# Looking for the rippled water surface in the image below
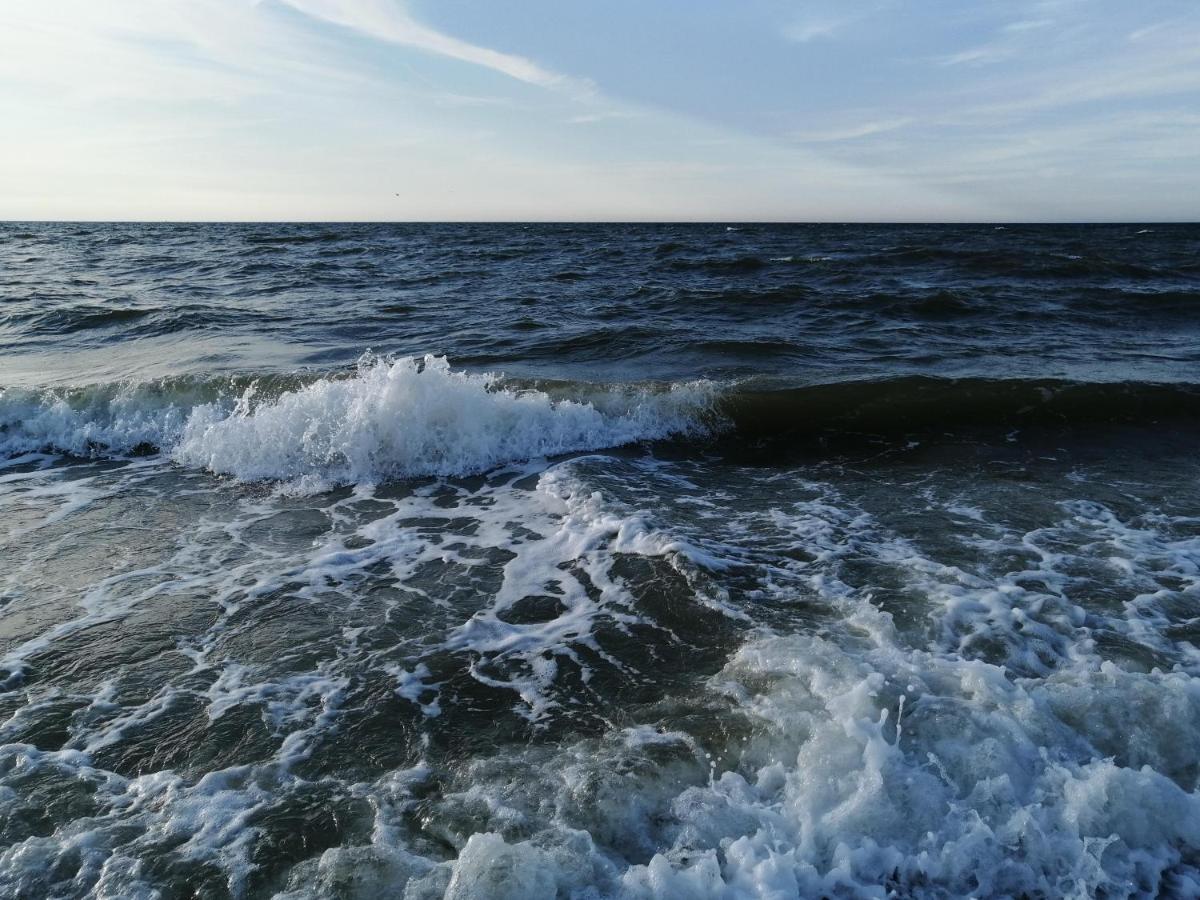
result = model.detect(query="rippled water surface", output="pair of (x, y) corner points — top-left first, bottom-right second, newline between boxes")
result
(1, 223), (1199, 898)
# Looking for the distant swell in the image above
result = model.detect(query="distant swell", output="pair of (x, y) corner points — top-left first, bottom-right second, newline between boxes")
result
(718, 376), (1200, 436)
(3, 361), (1199, 485)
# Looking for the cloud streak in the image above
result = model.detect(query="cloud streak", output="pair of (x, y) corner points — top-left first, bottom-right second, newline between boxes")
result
(790, 117), (913, 142)
(279, 0), (582, 92)
(1, 0), (1196, 221)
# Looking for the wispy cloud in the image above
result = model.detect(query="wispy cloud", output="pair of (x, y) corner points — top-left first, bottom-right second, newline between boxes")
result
(1002, 18), (1053, 33)
(939, 44), (1015, 67)
(566, 110), (641, 125)
(1, 0), (1196, 221)
(790, 117), (913, 142)
(967, 34), (1200, 115)
(783, 14), (857, 43)
(781, 1), (895, 44)
(280, 0), (586, 93)
(935, 5), (1061, 67)
(0, 1), (371, 104)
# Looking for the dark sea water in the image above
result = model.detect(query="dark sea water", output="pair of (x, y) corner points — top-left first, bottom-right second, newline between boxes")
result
(1, 222), (1199, 898)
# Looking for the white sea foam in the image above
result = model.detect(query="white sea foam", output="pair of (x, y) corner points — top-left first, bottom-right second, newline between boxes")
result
(174, 356), (712, 486)
(395, 478), (1200, 897)
(0, 356), (713, 487)
(4, 438), (1200, 897)
(275, 475), (1200, 897)
(0, 384), (188, 458)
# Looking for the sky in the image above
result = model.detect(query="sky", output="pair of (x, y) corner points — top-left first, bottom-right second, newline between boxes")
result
(1, 0), (1198, 221)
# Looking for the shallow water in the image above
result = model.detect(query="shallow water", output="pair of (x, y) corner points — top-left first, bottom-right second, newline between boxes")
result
(1, 223), (1199, 898)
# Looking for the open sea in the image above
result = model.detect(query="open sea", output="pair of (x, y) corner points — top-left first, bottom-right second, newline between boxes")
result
(1, 221), (1199, 899)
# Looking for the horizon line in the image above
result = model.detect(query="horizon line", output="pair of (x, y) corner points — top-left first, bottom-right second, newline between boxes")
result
(2, 218), (1197, 226)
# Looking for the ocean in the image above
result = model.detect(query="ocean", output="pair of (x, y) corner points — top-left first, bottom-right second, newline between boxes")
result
(1, 222), (1199, 898)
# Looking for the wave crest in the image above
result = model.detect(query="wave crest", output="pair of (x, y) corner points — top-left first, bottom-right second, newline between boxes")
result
(0, 356), (714, 485)
(6, 363), (1200, 486)
(176, 356), (713, 484)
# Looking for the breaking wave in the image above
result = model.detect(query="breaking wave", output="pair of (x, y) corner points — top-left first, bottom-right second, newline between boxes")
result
(4, 357), (1200, 487)
(0, 356), (715, 485)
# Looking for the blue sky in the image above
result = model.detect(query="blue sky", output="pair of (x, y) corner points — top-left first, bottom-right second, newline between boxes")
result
(2, 0), (1197, 220)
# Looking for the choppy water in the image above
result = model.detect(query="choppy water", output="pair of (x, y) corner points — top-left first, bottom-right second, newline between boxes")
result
(1, 222), (1199, 898)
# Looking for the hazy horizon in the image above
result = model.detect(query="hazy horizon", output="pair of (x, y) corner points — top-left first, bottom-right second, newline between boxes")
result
(4, 220), (1195, 226)
(3, 1), (1198, 222)
(5, 218), (1197, 225)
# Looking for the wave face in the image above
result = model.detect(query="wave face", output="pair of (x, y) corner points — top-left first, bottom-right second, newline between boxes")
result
(719, 375), (1200, 435)
(6, 364), (1199, 484)
(4, 223), (1200, 899)
(174, 356), (712, 484)
(0, 356), (714, 484)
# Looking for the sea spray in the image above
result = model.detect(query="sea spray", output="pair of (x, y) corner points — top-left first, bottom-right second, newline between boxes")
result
(0, 355), (716, 486)
(173, 355), (714, 484)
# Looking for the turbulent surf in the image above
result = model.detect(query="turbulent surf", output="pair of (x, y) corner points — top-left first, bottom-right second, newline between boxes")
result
(1, 222), (1199, 899)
